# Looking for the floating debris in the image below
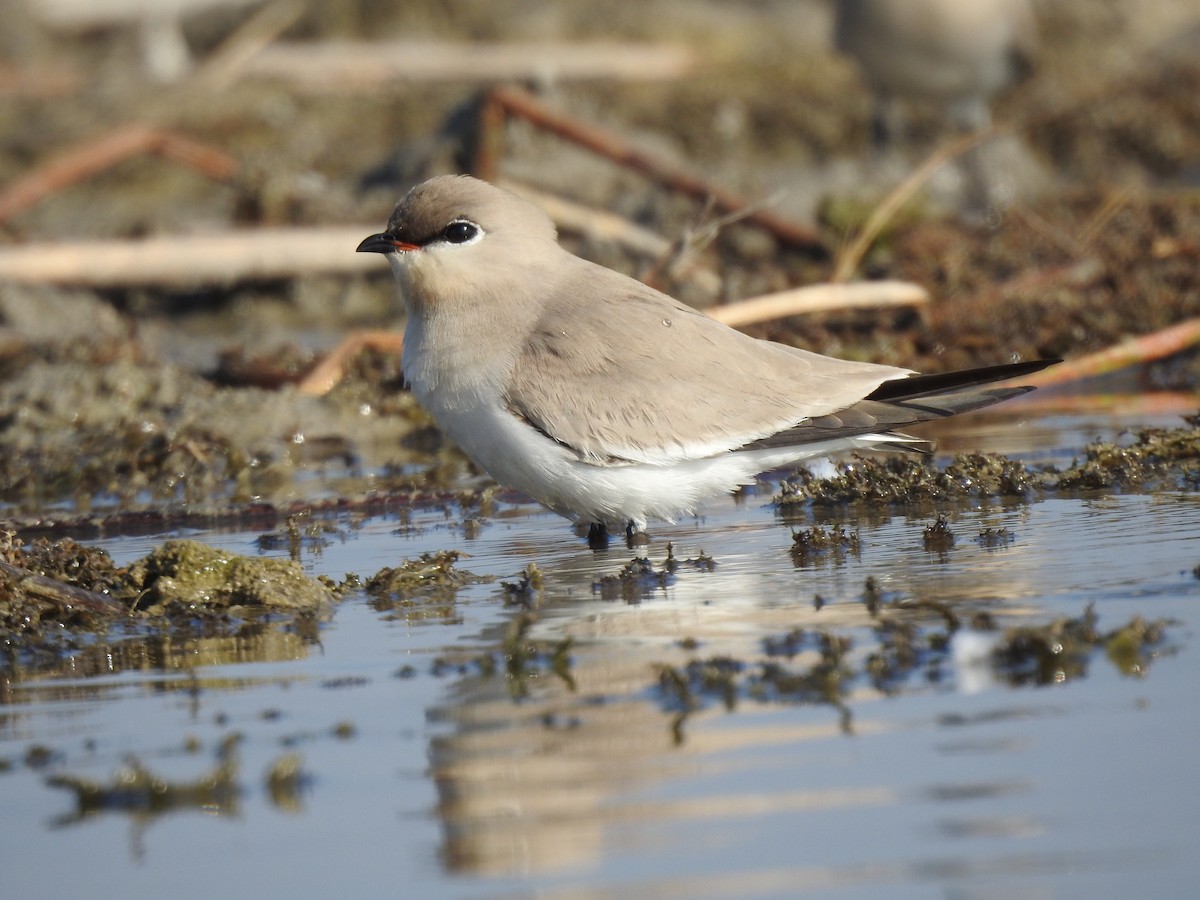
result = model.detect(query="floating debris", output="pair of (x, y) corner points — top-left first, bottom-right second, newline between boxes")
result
(1104, 616), (1171, 677)
(500, 562), (543, 608)
(24, 744), (60, 770)
(9, 533), (126, 596)
(0, 532), (127, 635)
(1049, 423), (1200, 491)
(865, 617), (927, 693)
(364, 550), (490, 626)
(790, 523), (861, 567)
(762, 627), (806, 658)
(2, 533), (341, 662)
(666, 543), (718, 573)
(976, 527), (1015, 549)
(365, 550), (485, 595)
(592, 544), (715, 603)
(255, 512), (344, 560)
(593, 556), (673, 603)
(320, 677), (369, 690)
(866, 598), (968, 692)
(922, 515), (956, 552)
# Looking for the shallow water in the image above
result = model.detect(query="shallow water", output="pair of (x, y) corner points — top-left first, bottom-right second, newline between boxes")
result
(4, 407), (1200, 899)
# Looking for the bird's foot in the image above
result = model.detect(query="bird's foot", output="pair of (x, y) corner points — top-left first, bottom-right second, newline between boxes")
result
(586, 522), (610, 551)
(625, 521), (649, 550)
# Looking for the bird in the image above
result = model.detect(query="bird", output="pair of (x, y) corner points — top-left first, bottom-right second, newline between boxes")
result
(358, 175), (1053, 541)
(834, 0), (1038, 144)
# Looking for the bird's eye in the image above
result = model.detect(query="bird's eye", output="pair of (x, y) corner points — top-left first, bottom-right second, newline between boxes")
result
(442, 220), (479, 244)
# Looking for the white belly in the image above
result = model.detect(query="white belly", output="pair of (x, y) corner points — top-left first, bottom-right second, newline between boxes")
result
(417, 386), (890, 528)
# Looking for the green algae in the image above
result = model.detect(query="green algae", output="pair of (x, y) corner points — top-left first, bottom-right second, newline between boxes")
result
(1, 533), (338, 667)
(778, 451), (1044, 508)
(125, 539), (333, 613)
(365, 550), (485, 597)
(777, 419), (1200, 509)
(790, 524), (861, 567)
(922, 514), (956, 552)
(363, 550), (491, 626)
(501, 562), (544, 608)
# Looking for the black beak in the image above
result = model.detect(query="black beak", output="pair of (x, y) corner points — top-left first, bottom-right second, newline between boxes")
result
(357, 232), (410, 254)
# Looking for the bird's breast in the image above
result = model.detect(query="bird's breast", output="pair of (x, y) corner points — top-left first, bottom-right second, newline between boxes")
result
(402, 310), (514, 415)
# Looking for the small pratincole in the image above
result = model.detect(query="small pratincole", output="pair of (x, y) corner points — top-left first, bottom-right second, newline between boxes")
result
(358, 175), (1053, 536)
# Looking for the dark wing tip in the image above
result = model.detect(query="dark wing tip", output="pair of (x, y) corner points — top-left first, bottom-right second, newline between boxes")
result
(867, 359), (1060, 402)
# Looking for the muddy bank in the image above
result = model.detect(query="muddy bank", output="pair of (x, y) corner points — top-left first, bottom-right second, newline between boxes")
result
(0, 0), (1198, 521)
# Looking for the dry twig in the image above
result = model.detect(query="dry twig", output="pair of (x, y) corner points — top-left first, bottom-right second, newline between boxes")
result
(709, 281), (928, 328)
(497, 178), (674, 259)
(242, 40), (695, 89)
(295, 330), (403, 396)
(832, 127), (997, 282)
(478, 85), (825, 254)
(193, 0), (306, 89)
(0, 226), (378, 286)
(0, 559), (126, 616)
(0, 123), (238, 226)
(1015, 317), (1200, 389)
(0, 62), (81, 98)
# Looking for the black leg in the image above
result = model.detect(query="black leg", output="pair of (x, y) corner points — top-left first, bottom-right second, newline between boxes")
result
(871, 96), (903, 150)
(625, 521), (649, 550)
(587, 522), (610, 551)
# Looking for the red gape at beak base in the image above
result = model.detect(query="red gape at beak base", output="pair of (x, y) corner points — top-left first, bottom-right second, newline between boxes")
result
(356, 233), (419, 254)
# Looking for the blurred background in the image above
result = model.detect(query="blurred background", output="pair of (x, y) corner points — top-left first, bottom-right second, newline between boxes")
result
(2, 0), (1199, 506)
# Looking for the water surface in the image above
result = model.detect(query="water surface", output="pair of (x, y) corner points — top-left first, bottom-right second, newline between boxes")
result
(3, 408), (1199, 898)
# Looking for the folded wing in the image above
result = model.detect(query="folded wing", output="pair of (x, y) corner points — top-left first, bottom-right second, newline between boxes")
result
(503, 262), (915, 465)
